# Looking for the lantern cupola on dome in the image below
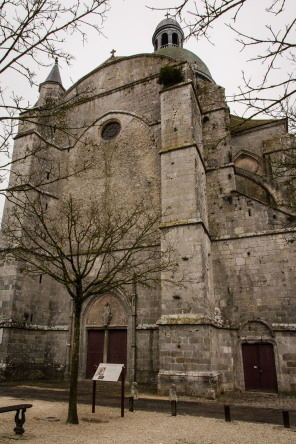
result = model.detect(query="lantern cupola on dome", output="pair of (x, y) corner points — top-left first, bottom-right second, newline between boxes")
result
(152, 15), (184, 51)
(153, 16), (214, 83)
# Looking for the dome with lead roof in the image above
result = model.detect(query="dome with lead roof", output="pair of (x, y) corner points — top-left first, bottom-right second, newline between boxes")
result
(152, 17), (214, 83)
(155, 46), (214, 82)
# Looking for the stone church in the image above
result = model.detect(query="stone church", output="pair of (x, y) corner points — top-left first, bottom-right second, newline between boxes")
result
(0, 18), (295, 397)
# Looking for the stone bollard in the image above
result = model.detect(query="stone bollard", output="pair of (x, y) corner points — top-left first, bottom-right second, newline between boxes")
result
(224, 405), (231, 422)
(282, 411), (290, 428)
(129, 382), (138, 412)
(169, 384), (177, 416)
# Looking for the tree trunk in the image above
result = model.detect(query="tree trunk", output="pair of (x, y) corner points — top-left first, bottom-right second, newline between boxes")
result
(67, 298), (82, 424)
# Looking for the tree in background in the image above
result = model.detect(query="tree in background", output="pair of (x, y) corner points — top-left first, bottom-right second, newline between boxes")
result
(0, 0), (110, 188)
(1, 193), (176, 423)
(153, 1), (296, 209)
(156, 0), (295, 123)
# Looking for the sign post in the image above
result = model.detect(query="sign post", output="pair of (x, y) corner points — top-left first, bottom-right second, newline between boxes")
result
(121, 365), (125, 418)
(92, 363), (125, 417)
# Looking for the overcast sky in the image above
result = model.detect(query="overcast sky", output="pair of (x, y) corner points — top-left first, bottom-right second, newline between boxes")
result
(56, 0), (258, 112)
(36, 0), (294, 116)
(5, 0), (293, 118)
(1, 0), (295, 119)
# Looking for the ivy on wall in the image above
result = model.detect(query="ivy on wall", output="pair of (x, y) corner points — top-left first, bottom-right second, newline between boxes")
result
(157, 65), (184, 88)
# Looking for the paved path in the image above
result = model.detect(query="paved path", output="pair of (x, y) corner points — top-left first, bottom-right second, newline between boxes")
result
(1, 383), (296, 427)
(0, 381), (296, 427)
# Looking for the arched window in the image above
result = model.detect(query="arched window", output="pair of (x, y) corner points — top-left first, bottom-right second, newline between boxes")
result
(154, 39), (158, 51)
(234, 153), (269, 203)
(235, 154), (263, 175)
(161, 33), (168, 47)
(172, 33), (179, 46)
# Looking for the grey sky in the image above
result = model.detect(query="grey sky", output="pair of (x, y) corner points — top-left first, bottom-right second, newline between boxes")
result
(36, 0), (294, 116)
(3, 0), (294, 117)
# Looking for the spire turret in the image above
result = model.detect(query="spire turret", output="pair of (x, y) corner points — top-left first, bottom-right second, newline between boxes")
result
(37, 58), (65, 105)
(44, 57), (63, 85)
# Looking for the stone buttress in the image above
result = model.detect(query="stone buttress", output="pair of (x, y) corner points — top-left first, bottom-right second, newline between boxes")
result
(157, 77), (222, 397)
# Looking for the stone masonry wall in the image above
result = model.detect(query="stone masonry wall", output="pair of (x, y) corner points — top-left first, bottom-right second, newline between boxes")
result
(231, 121), (287, 161)
(135, 328), (159, 384)
(212, 231), (296, 326)
(207, 167), (296, 239)
(158, 324), (222, 397)
(3, 327), (68, 380)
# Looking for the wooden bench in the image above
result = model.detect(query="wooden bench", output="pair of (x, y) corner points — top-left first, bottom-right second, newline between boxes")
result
(0, 404), (32, 435)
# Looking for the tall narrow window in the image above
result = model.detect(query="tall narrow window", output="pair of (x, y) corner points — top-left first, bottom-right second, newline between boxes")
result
(154, 39), (158, 51)
(161, 33), (168, 47)
(172, 33), (179, 46)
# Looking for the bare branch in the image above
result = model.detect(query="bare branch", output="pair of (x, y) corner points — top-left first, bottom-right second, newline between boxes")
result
(160, 1), (295, 119)
(0, 0), (110, 188)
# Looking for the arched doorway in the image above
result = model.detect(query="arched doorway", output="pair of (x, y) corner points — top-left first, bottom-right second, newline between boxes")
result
(85, 294), (128, 379)
(239, 321), (278, 393)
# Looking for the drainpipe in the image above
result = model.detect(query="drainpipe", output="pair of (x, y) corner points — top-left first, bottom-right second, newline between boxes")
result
(131, 280), (137, 382)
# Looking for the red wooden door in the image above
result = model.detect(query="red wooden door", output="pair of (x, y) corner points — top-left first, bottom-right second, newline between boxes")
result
(86, 330), (104, 378)
(242, 343), (278, 392)
(86, 329), (127, 378)
(108, 330), (127, 367)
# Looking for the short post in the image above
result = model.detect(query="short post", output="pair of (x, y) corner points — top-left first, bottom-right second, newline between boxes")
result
(129, 382), (138, 412)
(129, 397), (134, 412)
(121, 366), (125, 418)
(282, 410), (290, 428)
(92, 380), (96, 413)
(224, 405), (231, 422)
(169, 384), (177, 416)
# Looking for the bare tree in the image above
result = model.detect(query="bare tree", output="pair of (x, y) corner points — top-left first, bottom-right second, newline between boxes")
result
(154, 0), (295, 120)
(2, 84), (102, 198)
(0, 0), (110, 185)
(1, 192), (176, 424)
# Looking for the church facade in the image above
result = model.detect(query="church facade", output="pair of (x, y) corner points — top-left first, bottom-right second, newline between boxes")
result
(0, 18), (295, 397)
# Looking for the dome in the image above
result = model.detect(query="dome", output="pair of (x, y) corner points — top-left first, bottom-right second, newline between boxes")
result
(155, 46), (214, 82)
(153, 18), (184, 39)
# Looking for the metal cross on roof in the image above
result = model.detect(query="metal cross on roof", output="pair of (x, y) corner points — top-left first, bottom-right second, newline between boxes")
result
(165, 12), (170, 19)
(110, 49), (116, 58)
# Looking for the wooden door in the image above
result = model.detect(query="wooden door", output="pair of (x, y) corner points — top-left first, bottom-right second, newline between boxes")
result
(242, 343), (278, 392)
(108, 330), (127, 367)
(86, 329), (127, 378)
(86, 330), (104, 378)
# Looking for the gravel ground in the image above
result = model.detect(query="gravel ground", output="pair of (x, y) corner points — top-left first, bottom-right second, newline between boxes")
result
(0, 396), (295, 444)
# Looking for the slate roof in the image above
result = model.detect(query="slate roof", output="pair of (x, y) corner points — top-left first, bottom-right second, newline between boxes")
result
(44, 60), (63, 85)
(230, 115), (286, 134)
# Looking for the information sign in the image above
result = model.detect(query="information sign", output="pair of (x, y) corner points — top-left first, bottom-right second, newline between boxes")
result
(91, 363), (125, 417)
(92, 363), (124, 382)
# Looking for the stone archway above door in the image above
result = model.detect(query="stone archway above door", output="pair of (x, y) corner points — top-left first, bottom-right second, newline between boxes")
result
(238, 319), (274, 340)
(86, 294), (127, 327)
(85, 294), (128, 379)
